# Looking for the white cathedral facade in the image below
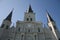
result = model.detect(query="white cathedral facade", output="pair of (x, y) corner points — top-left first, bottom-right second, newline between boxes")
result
(0, 5), (60, 40)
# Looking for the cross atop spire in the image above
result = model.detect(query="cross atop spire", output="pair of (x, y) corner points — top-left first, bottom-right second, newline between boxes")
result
(28, 5), (33, 12)
(46, 10), (54, 22)
(4, 9), (13, 22)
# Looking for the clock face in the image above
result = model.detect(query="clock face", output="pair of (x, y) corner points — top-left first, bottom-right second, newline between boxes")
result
(28, 23), (32, 27)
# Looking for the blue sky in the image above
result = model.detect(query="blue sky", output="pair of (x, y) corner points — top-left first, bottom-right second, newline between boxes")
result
(0, 0), (60, 30)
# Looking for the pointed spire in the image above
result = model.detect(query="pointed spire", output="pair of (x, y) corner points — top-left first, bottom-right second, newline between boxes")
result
(4, 9), (13, 22)
(46, 10), (54, 22)
(28, 5), (33, 12)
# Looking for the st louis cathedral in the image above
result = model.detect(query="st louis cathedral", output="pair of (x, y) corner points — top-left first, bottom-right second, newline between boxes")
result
(0, 5), (60, 40)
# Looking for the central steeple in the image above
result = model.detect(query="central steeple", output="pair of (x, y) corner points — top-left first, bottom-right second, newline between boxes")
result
(24, 5), (35, 22)
(28, 5), (33, 13)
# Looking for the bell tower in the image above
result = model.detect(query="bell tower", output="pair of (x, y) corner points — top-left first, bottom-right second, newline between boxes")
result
(46, 11), (60, 40)
(1, 9), (13, 29)
(24, 5), (35, 22)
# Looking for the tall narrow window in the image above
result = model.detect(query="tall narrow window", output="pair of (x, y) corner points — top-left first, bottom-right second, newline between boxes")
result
(59, 38), (60, 40)
(6, 25), (9, 29)
(18, 28), (20, 32)
(34, 35), (36, 40)
(1, 24), (4, 28)
(27, 18), (29, 21)
(53, 25), (56, 29)
(8, 39), (10, 40)
(49, 27), (52, 31)
(38, 28), (40, 32)
(30, 18), (32, 21)
(28, 29), (30, 32)
(21, 35), (23, 40)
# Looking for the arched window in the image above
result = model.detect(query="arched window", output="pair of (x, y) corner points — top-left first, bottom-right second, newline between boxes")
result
(38, 28), (40, 32)
(18, 28), (20, 32)
(8, 39), (10, 40)
(53, 25), (57, 29)
(21, 35), (24, 40)
(49, 27), (52, 31)
(28, 29), (30, 32)
(27, 18), (29, 21)
(34, 35), (36, 40)
(59, 38), (60, 40)
(1, 24), (4, 28)
(6, 25), (9, 29)
(30, 18), (32, 21)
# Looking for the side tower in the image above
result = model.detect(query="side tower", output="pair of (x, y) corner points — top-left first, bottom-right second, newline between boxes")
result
(1, 10), (13, 29)
(46, 11), (60, 40)
(24, 5), (35, 22)
(0, 10), (13, 40)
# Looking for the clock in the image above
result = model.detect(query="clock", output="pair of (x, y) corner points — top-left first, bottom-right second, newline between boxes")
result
(28, 23), (32, 27)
